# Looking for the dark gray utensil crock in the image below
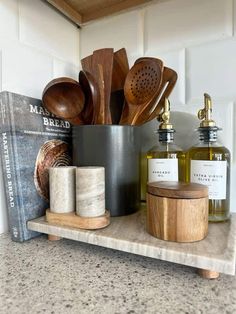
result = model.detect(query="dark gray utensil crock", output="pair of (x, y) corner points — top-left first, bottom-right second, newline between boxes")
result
(73, 125), (140, 216)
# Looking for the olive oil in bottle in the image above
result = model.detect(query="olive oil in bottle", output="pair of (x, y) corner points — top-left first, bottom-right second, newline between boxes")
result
(186, 93), (231, 222)
(147, 99), (185, 185)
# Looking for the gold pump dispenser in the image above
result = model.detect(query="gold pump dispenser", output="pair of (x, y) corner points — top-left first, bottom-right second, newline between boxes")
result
(197, 93), (216, 128)
(158, 98), (173, 130)
(156, 98), (175, 143)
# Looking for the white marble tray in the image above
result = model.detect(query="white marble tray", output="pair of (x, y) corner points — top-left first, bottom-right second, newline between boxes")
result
(27, 208), (236, 276)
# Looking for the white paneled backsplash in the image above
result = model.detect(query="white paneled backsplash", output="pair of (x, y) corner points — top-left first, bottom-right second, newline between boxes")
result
(186, 38), (236, 102)
(81, 0), (236, 212)
(144, 0), (233, 53)
(0, 0), (80, 233)
(53, 58), (79, 80)
(0, 0), (18, 40)
(151, 49), (186, 105)
(19, 0), (80, 64)
(2, 41), (53, 99)
(80, 9), (144, 60)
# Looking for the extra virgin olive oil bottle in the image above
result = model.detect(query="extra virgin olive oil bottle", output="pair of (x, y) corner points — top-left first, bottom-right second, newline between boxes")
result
(147, 99), (185, 185)
(186, 93), (231, 222)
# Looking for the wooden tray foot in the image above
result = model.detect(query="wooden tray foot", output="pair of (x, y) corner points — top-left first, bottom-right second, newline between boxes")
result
(48, 234), (62, 241)
(198, 268), (220, 279)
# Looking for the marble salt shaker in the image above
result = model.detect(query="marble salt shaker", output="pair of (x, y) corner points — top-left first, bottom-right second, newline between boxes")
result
(49, 166), (76, 213)
(76, 166), (105, 217)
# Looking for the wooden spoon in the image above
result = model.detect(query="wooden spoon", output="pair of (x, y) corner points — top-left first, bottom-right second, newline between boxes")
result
(42, 77), (85, 125)
(119, 60), (162, 125)
(132, 67), (178, 125)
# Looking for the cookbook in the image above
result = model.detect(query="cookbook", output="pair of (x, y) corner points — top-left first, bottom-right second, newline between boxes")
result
(0, 91), (72, 242)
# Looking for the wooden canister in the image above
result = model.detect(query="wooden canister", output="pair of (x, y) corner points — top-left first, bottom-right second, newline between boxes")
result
(146, 181), (209, 243)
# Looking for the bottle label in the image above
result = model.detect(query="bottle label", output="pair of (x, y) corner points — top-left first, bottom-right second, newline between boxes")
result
(191, 160), (227, 200)
(148, 158), (178, 182)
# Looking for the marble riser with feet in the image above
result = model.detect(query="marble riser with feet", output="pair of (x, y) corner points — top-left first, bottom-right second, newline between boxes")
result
(27, 208), (236, 279)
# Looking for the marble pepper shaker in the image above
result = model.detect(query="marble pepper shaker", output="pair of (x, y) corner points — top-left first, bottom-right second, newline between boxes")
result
(76, 166), (105, 217)
(49, 166), (76, 213)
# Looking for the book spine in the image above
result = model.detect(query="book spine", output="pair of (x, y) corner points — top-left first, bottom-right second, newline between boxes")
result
(0, 94), (23, 241)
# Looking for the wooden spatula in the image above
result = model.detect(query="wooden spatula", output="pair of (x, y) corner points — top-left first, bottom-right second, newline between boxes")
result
(92, 48), (114, 124)
(81, 54), (93, 74)
(112, 48), (129, 92)
(110, 48), (129, 124)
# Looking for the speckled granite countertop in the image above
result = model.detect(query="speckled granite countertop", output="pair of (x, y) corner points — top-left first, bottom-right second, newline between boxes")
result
(1, 233), (236, 314)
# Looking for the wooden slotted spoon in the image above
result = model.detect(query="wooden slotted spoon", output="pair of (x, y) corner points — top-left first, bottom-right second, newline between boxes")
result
(132, 67), (178, 125)
(119, 60), (162, 125)
(135, 57), (164, 73)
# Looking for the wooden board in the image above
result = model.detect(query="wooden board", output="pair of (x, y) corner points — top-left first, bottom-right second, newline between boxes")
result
(27, 208), (236, 276)
(46, 0), (156, 25)
(46, 209), (110, 230)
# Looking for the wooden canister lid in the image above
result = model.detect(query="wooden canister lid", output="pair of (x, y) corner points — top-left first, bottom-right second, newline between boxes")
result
(147, 181), (208, 199)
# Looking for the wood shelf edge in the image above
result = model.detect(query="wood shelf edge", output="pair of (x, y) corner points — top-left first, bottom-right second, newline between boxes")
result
(46, 0), (156, 25)
(46, 0), (83, 25)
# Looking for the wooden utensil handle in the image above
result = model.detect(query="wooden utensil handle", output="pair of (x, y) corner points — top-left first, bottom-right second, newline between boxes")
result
(145, 67), (177, 123)
(95, 63), (105, 124)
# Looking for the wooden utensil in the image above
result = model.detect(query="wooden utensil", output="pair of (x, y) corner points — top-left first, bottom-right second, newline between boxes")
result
(110, 90), (125, 124)
(81, 49), (130, 91)
(119, 59), (162, 125)
(110, 48), (129, 124)
(79, 71), (100, 124)
(81, 54), (93, 74)
(42, 77), (85, 125)
(92, 48), (114, 124)
(112, 48), (129, 92)
(132, 67), (178, 125)
(135, 56), (164, 73)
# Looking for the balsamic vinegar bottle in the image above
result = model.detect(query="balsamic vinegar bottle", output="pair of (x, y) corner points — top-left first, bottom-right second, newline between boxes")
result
(186, 93), (231, 222)
(147, 99), (185, 184)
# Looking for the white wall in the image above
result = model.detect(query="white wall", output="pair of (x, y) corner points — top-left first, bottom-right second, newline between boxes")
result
(81, 0), (236, 212)
(0, 0), (80, 233)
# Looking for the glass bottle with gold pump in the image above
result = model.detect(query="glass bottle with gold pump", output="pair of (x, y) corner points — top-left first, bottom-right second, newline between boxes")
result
(186, 93), (231, 222)
(146, 99), (185, 184)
